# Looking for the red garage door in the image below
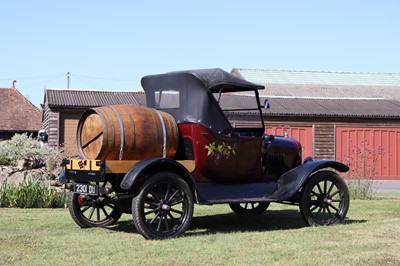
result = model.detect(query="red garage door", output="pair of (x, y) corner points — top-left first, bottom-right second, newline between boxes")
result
(336, 127), (400, 180)
(265, 126), (313, 160)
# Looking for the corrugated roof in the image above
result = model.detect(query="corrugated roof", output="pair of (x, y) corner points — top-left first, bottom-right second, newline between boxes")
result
(220, 94), (400, 118)
(231, 69), (400, 101)
(0, 87), (42, 131)
(45, 89), (146, 108)
(265, 98), (400, 118)
(44, 88), (400, 118)
(233, 68), (400, 86)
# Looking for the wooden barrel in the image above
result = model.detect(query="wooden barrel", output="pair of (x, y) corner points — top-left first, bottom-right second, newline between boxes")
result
(77, 105), (179, 160)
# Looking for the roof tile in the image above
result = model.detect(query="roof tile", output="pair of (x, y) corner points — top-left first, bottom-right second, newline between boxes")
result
(0, 87), (42, 131)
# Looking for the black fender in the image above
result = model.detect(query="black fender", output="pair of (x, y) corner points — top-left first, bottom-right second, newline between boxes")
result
(266, 159), (349, 201)
(120, 158), (197, 196)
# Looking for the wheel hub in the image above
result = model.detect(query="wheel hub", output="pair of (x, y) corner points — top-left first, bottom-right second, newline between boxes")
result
(316, 194), (333, 208)
(161, 204), (171, 211)
(324, 197), (333, 205)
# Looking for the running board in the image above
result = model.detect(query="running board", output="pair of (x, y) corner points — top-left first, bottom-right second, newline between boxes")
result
(196, 181), (278, 204)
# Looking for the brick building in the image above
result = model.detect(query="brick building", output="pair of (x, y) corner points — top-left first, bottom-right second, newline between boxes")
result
(0, 81), (41, 139)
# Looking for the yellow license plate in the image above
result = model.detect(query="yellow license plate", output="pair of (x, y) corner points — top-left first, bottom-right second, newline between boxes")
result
(66, 160), (102, 171)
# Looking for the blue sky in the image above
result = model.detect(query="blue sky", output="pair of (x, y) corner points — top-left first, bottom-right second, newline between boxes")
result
(1, 1), (400, 107)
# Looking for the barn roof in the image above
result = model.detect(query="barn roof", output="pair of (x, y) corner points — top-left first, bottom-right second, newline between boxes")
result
(233, 68), (400, 87)
(0, 87), (42, 131)
(44, 89), (146, 108)
(263, 97), (400, 118)
(43, 76), (400, 119)
(220, 94), (400, 119)
(232, 68), (400, 101)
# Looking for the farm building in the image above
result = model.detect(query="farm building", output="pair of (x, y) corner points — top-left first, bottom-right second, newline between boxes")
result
(0, 81), (42, 140)
(42, 89), (145, 155)
(41, 69), (400, 180)
(231, 69), (400, 180)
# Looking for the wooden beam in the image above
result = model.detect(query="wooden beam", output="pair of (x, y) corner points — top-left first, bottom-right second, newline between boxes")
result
(105, 160), (195, 174)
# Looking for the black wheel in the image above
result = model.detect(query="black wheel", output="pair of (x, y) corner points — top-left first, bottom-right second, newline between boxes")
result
(300, 171), (350, 226)
(229, 202), (270, 215)
(68, 184), (122, 228)
(132, 172), (194, 240)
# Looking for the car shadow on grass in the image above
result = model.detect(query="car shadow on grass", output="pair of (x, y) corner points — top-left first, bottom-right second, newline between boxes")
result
(109, 209), (296, 235)
(107, 209), (366, 237)
(188, 214), (367, 235)
(188, 209), (305, 235)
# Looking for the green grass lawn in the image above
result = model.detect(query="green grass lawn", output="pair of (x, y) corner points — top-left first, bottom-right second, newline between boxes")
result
(1, 193), (399, 266)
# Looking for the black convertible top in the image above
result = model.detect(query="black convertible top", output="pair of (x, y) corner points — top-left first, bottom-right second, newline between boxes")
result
(141, 68), (264, 133)
(176, 68), (264, 92)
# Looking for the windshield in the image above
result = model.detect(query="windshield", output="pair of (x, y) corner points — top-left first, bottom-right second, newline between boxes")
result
(212, 91), (265, 129)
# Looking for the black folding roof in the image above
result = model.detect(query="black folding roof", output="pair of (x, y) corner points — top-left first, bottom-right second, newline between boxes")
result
(181, 68), (265, 92)
(141, 68), (265, 134)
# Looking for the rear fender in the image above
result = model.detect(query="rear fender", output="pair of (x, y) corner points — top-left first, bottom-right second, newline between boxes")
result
(120, 158), (197, 196)
(267, 159), (349, 201)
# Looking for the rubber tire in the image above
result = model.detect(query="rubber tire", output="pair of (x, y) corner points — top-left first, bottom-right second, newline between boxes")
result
(300, 171), (350, 226)
(132, 172), (194, 240)
(68, 191), (122, 228)
(229, 202), (270, 215)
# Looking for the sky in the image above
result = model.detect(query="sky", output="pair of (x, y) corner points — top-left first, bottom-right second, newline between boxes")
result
(1, 1), (400, 108)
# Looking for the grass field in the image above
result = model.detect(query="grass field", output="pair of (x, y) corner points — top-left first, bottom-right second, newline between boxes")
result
(1, 193), (399, 266)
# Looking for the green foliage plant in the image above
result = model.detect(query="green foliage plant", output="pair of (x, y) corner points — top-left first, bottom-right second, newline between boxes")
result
(0, 133), (64, 170)
(0, 178), (67, 208)
(0, 133), (66, 181)
(205, 142), (236, 165)
(0, 133), (42, 165)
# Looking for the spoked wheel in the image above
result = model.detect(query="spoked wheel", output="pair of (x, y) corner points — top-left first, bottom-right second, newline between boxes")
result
(300, 171), (350, 226)
(229, 202), (270, 215)
(132, 172), (194, 240)
(68, 183), (122, 228)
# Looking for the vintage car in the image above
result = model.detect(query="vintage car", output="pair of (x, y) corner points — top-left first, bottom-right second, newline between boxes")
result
(62, 68), (350, 239)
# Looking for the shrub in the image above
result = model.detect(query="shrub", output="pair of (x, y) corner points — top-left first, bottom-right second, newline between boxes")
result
(0, 178), (67, 208)
(0, 133), (65, 174)
(0, 134), (68, 208)
(339, 140), (384, 199)
(0, 133), (42, 165)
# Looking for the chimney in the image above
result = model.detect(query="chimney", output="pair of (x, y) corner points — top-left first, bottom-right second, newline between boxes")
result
(12, 80), (17, 88)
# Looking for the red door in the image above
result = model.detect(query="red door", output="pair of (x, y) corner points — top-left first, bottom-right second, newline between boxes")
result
(265, 126), (313, 160)
(336, 127), (400, 180)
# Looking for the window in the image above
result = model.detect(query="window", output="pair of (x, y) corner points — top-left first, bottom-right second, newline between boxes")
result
(155, 90), (180, 109)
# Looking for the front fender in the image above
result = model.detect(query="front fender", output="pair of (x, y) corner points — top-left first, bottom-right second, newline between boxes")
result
(266, 159), (349, 201)
(120, 158), (196, 193)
